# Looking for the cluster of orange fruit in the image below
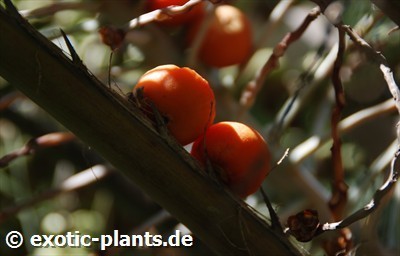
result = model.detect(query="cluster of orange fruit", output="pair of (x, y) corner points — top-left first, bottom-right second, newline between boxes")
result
(134, 1), (271, 198)
(147, 0), (252, 67)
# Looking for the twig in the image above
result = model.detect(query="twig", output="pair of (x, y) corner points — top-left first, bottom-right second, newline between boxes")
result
(267, 148), (291, 175)
(286, 1), (400, 246)
(338, 25), (400, 128)
(257, 149), (292, 227)
(234, 0), (295, 84)
(276, 148), (290, 166)
(335, 26), (400, 233)
(0, 132), (75, 168)
(322, 150), (399, 231)
(322, 24), (353, 254)
(255, 0), (295, 50)
(239, 7), (321, 114)
(128, 0), (205, 29)
(328, 26), (348, 221)
(275, 9), (382, 160)
(286, 150), (398, 241)
(388, 25), (399, 35)
(350, 139), (397, 204)
(267, 10), (382, 137)
(338, 99), (396, 132)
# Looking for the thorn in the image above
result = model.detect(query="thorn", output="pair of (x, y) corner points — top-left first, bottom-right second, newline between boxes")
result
(60, 29), (84, 68)
(260, 187), (284, 234)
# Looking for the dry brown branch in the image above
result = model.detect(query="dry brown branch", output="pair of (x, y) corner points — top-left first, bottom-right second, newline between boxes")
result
(100, 0), (209, 58)
(267, 11), (382, 139)
(328, 27), (347, 221)
(234, 0), (295, 86)
(362, 139), (398, 189)
(255, 0), (295, 50)
(388, 25), (399, 35)
(239, 7), (321, 114)
(336, 25), (400, 132)
(323, 21), (354, 254)
(0, 132), (76, 167)
(286, 150), (399, 241)
(331, 21), (400, 232)
(128, 0), (206, 29)
(311, 0), (400, 215)
(285, 0), (400, 249)
(322, 150), (399, 231)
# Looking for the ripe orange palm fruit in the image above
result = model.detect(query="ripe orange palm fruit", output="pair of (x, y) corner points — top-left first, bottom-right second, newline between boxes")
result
(187, 5), (252, 67)
(146, 0), (205, 26)
(134, 64), (216, 145)
(191, 121), (271, 198)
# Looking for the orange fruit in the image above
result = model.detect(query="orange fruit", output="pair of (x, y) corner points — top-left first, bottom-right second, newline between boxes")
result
(134, 64), (216, 145)
(191, 121), (271, 198)
(187, 5), (252, 67)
